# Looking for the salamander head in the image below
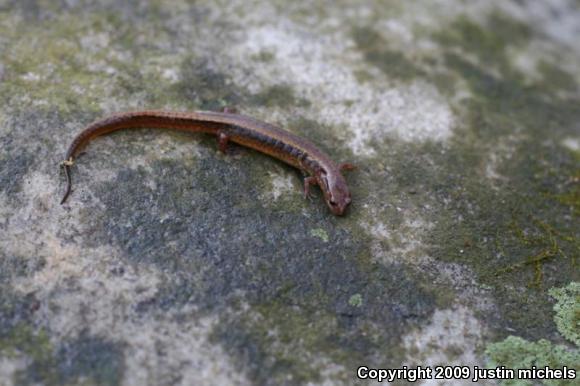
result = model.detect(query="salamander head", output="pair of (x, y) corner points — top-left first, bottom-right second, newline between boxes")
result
(318, 170), (352, 216)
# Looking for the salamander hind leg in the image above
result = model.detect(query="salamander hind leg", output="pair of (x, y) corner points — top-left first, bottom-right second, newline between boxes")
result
(222, 106), (239, 114)
(217, 131), (230, 154)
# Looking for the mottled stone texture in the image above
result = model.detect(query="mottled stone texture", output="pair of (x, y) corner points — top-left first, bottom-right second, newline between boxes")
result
(0, 1), (579, 385)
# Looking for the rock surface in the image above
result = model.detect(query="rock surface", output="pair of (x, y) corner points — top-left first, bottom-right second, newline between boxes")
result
(0, 1), (578, 385)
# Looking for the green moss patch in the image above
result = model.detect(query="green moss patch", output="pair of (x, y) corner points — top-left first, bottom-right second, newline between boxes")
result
(398, 12), (580, 338)
(352, 26), (424, 81)
(249, 84), (310, 108)
(1, 327), (124, 385)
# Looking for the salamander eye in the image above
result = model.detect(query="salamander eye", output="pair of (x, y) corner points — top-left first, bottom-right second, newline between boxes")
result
(329, 199), (338, 206)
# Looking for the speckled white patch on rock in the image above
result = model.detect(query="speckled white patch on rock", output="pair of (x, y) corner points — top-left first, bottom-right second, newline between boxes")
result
(499, 0), (580, 54)
(433, 262), (496, 313)
(305, 358), (348, 386)
(365, 214), (435, 266)
(227, 23), (455, 156)
(403, 306), (491, 386)
(119, 313), (249, 386)
(0, 356), (29, 386)
(562, 137), (580, 152)
(481, 133), (522, 185)
(264, 170), (296, 201)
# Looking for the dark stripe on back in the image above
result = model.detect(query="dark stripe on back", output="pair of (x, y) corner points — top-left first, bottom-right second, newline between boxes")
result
(226, 123), (326, 173)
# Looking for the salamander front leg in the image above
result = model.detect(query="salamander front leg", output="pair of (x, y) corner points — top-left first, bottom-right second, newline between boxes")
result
(339, 163), (356, 172)
(217, 107), (238, 154)
(303, 176), (317, 200)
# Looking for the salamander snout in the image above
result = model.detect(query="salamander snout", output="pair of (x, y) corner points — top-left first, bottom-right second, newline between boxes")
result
(328, 194), (351, 215)
(323, 173), (352, 216)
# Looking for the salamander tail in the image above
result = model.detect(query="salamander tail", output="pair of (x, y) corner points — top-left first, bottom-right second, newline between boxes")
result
(60, 158), (74, 204)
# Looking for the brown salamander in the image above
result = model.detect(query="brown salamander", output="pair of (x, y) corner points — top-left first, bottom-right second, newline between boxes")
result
(60, 109), (354, 215)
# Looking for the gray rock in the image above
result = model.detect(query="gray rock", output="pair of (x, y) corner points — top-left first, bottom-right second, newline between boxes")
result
(1, 1), (579, 385)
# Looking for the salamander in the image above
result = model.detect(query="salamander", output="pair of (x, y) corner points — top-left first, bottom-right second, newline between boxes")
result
(60, 109), (354, 215)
